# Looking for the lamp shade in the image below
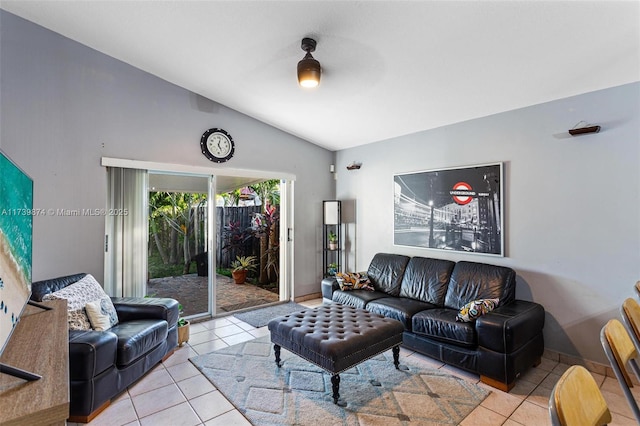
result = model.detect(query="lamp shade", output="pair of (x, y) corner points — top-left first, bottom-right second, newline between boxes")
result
(297, 53), (321, 88)
(323, 200), (340, 225)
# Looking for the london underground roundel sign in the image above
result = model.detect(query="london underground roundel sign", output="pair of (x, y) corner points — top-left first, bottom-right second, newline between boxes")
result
(451, 182), (474, 205)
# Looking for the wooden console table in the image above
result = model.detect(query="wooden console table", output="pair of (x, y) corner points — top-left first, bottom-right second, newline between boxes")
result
(0, 299), (69, 426)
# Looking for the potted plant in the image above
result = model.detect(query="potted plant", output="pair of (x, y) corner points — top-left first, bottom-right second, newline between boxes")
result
(328, 262), (338, 276)
(328, 230), (338, 250)
(231, 255), (257, 284)
(177, 304), (190, 347)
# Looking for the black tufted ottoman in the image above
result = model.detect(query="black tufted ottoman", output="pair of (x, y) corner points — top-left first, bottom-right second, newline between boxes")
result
(267, 303), (405, 405)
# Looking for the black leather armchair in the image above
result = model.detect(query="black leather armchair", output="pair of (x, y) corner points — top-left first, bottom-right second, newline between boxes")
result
(31, 273), (179, 423)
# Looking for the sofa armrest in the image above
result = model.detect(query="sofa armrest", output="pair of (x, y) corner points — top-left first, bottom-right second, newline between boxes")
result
(69, 329), (117, 380)
(321, 277), (339, 301)
(111, 297), (179, 328)
(475, 300), (545, 353)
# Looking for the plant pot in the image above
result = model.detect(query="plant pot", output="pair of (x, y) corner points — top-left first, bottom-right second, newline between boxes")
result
(232, 269), (247, 284)
(177, 320), (190, 347)
(329, 242), (337, 250)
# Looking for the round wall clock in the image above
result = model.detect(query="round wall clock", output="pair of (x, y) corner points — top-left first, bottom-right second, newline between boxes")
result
(200, 128), (235, 163)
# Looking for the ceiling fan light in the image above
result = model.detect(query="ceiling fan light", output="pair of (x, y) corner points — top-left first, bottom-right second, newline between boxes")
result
(297, 38), (321, 88)
(297, 54), (321, 88)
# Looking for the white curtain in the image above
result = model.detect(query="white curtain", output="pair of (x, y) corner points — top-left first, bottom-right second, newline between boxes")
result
(104, 167), (148, 297)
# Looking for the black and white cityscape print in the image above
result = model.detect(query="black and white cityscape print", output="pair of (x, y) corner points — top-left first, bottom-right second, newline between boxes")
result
(393, 163), (503, 256)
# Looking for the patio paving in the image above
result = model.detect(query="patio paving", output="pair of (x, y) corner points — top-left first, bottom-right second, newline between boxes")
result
(147, 273), (279, 317)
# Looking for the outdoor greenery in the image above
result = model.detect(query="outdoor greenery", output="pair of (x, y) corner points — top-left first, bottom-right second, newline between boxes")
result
(149, 191), (206, 277)
(216, 267), (232, 278)
(177, 304), (187, 327)
(148, 251), (189, 279)
(231, 255), (258, 272)
(219, 179), (281, 285)
(148, 179), (281, 289)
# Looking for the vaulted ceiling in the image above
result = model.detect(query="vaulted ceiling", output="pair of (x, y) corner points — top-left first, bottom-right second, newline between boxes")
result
(2, 1), (638, 151)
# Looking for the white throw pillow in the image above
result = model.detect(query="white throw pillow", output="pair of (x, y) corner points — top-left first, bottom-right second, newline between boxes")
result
(85, 297), (119, 331)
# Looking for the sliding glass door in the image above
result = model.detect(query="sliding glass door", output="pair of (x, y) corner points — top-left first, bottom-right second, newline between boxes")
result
(104, 160), (293, 321)
(146, 173), (211, 318)
(213, 179), (283, 314)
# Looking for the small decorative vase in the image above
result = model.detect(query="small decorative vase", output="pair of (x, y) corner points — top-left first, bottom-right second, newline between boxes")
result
(177, 321), (190, 347)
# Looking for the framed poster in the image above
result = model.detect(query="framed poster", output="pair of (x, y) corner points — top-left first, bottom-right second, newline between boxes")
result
(393, 162), (503, 256)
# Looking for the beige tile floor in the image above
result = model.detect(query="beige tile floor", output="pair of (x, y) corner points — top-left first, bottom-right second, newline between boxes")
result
(69, 299), (638, 426)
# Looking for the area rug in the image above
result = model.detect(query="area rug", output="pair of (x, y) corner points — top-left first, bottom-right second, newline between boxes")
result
(190, 335), (489, 425)
(232, 302), (307, 327)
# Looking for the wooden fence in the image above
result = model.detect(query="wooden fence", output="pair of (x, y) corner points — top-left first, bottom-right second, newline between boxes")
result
(216, 206), (262, 268)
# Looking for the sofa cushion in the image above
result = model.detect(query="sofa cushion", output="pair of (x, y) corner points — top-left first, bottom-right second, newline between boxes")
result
(86, 296), (119, 331)
(112, 297), (179, 327)
(444, 261), (516, 310)
(31, 273), (88, 302)
(366, 297), (437, 330)
(109, 319), (168, 366)
(412, 308), (477, 348)
(66, 310), (92, 330)
(42, 274), (108, 330)
(367, 253), (410, 296)
(456, 298), (499, 322)
(335, 272), (374, 291)
(399, 257), (455, 305)
(332, 289), (387, 309)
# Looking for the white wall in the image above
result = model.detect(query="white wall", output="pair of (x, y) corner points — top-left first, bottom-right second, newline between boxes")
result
(335, 82), (640, 364)
(0, 11), (334, 297)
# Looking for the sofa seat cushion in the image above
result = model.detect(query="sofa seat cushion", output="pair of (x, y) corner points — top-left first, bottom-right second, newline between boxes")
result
(332, 289), (387, 309)
(366, 297), (437, 330)
(110, 319), (168, 366)
(412, 308), (477, 348)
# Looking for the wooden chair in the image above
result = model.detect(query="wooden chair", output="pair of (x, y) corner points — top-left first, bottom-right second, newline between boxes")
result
(635, 281), (640, 298)
(622, 297), (640, 353)
(549, 365), (611, 426)
(600, 319), (640, 422)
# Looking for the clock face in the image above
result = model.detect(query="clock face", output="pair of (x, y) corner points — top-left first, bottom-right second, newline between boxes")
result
(200, 128), (234, 163)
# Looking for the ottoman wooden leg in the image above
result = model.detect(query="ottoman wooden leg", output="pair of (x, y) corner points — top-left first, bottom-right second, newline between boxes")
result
(392, 345), (409, 371)
(392, 345), (400, 369)
(274, 344), (281, 367)
(331, 374), (341, 405)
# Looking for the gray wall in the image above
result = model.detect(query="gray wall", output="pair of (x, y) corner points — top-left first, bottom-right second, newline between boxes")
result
(0, 11), (334, 297)
(335, 82), (640, 364)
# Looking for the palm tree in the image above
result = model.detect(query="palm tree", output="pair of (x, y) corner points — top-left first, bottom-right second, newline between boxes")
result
(220, 189), (242, 206)
(150, 191), (207, 274)
(149, 192), (171, 264)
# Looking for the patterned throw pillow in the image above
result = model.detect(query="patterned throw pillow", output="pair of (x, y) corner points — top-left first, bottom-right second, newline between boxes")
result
(67, 309), (92, 330)
(335, 272), (374, 292)
(42, 274), (111, 330)
(85, 297), (119, 331)
(456, 298), (500, 322)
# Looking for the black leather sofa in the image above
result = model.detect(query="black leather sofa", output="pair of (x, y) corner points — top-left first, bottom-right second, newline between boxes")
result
(31, 273), (179, 423)
(321, 253), (545, 391)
